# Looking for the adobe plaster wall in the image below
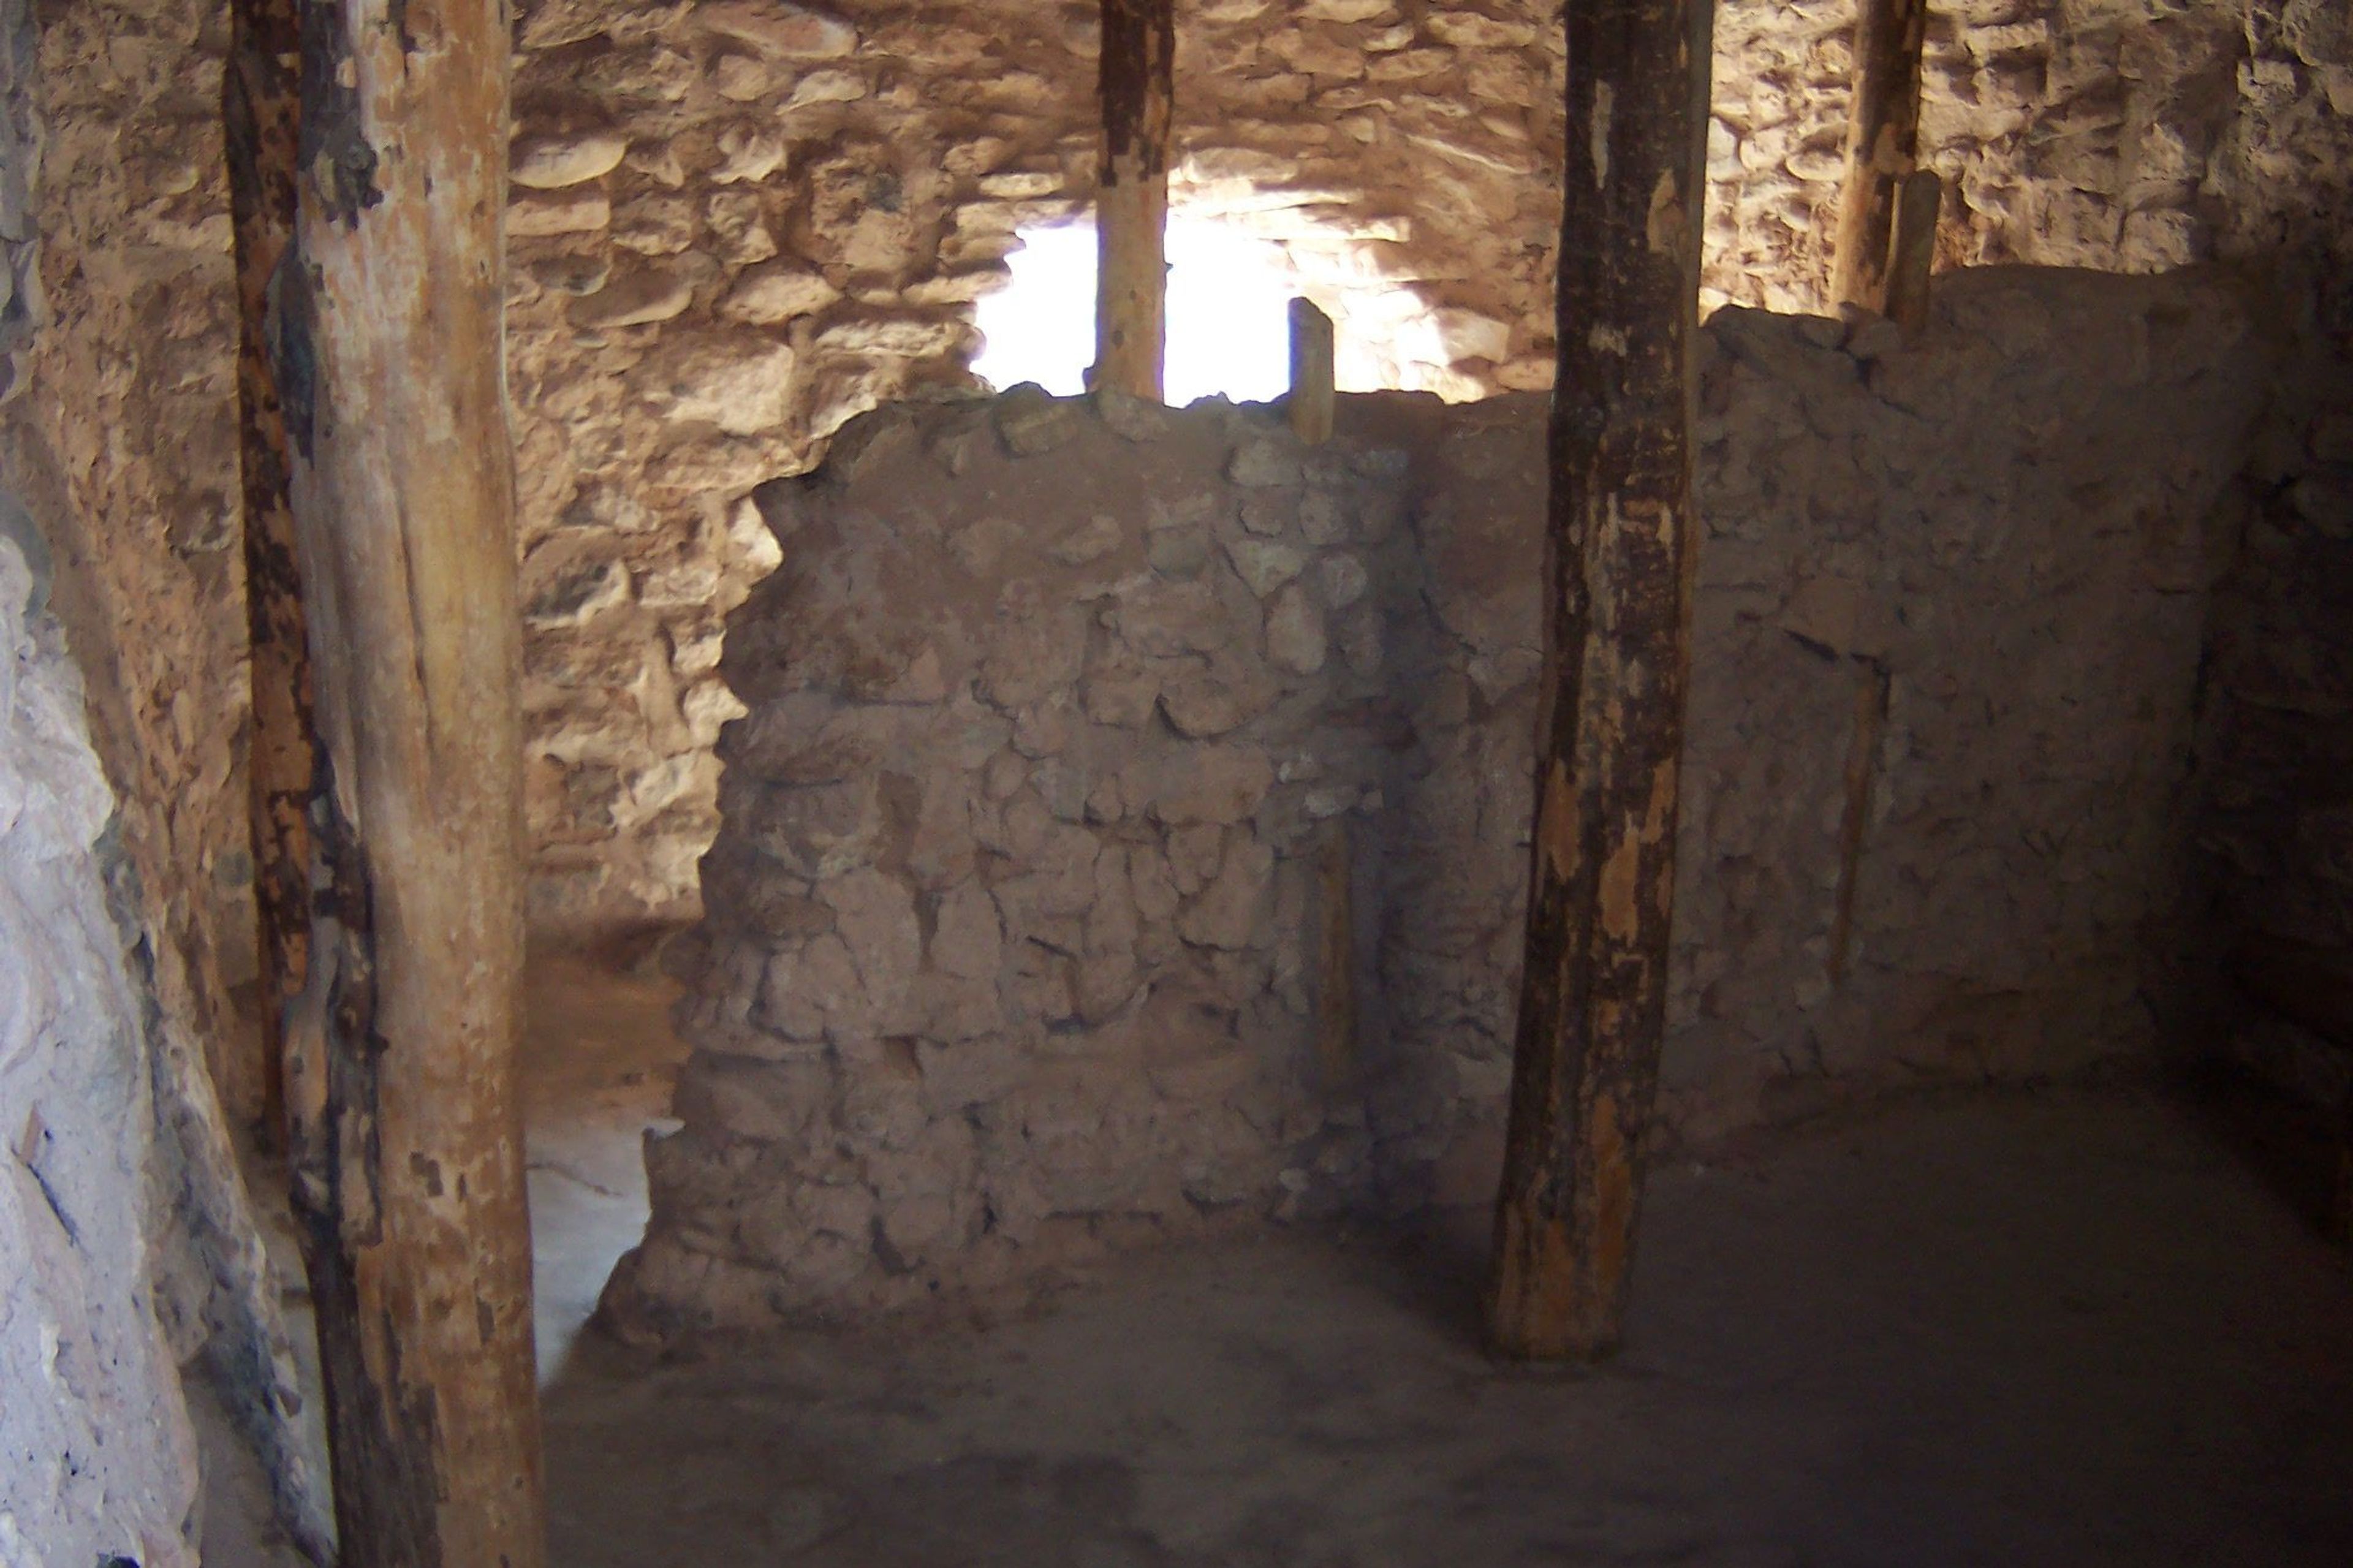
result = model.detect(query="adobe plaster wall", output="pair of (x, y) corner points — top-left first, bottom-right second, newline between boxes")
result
(599, 265), (2266, 1335)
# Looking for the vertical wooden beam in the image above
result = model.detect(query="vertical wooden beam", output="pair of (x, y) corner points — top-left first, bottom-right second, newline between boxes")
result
(1486, 0), (1710, 1362)
(225, 0), (311, 1149)
(1095, 0), (1173, 401)
(1828, 0), (1928, 312)
(276, 1), (545, 1561)
(1316, 817), (1355, 1088)
(1881, 169), (1943, 335)
(1826, 660), (1889, 984)
(1288, 297), (1335, 445)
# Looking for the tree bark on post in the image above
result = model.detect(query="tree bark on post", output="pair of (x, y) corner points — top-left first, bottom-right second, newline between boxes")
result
(1486, 0), (1708, 1363)
(1828, 0), (1929, 312)
(1095, 0), (1173, 401)
(224, 0), (312, 1150)
(275, 1), (545, 1561)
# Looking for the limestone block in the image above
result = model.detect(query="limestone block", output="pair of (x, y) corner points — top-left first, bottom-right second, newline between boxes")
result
(1179, 836), (1275, 950)
(705, 189), (779, 264)
(743, 776), (884, 879)
(637, 335), (796, 434)
(699, 1), (859, 58)
(711, 51), (772, 100)
(510, 129), (629, 189)
(1117, 580), (1233, 656)
(569, 264), (695, 329)
(932, 882), (1004, 980)
(979, 608), (1087, 710)
(1266, 583), (1329, 674)
(1319, 553), (1370, 608)
(1226, 537), (1309, 596)
(712, 125), (790, 185)
(508, 191), (610, 237)
(825, 869), (924, 1032)
(1161, 657), (1281, 738)
(610, 192), (695, 254)
(995, 385), (1086, 454)
(1140, 744), (1275, 826)
(1299, 491), (1352, 545)
(675, 1053), (820, 1143)
(814, 312), (965, 359)
(788, 68), (870, 107)
(1230, 437), (1305, 488)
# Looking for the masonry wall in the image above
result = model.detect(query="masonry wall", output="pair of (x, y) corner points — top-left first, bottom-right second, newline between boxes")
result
(0, 533), (205, 1568)
(9, 0), (2345, 1131)
(599, 265), (2265, 1336)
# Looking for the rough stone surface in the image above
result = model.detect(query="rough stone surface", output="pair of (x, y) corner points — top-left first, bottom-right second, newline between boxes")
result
(18, 0), (2351, 971)
(0, 536), (202, 1566)
(601, 268), (2267, 1336)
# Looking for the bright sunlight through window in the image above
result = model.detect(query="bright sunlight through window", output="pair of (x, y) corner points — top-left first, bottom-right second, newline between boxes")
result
(972, 217), (1298, 405)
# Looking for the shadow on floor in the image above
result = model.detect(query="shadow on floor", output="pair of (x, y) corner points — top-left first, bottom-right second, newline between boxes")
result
(537, 1087), (2353, 1567)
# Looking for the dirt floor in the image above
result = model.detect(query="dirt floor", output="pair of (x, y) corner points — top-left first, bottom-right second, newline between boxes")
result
(203, 956), (2353, 1566)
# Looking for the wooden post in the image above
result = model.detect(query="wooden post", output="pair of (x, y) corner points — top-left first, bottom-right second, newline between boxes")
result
(1288, 297), (1335, 445)
(1095, 0), (1173, 401)
(225, 0), (312, 1149)
(1826, 660), (1889, 983)
(1316, 817), (1355, 1088)
(1882, 169), (1943, 335)
(1486, 0), (1708, 1363)
(1828, 0), (1928, 312)
(276, 1), (545, 1561)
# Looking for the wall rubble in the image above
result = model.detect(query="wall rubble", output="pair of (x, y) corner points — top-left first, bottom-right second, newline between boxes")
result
(602, 265), (2266, 1337)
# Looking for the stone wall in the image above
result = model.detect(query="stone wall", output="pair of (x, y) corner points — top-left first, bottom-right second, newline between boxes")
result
(599, 265), (2265, 1336)
(1710, 0), (2353, 314)
(1, 531), (203, 1567)
(504, 0), (1579, 931)
(0, 3), (330, 1555)
(9, 0), (2346, 1111)
(2188, 0), (2353, 1108)
(0, 0), (257, 1120)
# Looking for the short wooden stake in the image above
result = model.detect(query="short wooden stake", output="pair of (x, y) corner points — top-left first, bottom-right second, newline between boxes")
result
(1289, 297), (1336, 445)
(1883, 169), (1943, 336)
(1095, 0), (1173, 401)
(1827, 660), (1890, 984)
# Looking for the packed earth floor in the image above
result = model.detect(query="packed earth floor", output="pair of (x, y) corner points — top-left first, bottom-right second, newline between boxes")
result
(201, 956), (2353, 1567)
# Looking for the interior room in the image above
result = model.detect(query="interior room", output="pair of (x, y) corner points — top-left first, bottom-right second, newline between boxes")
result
(2, 1), (2351, 1564)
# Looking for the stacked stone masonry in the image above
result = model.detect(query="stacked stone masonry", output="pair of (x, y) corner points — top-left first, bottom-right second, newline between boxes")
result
(600, 266), (2267, 1335)
(4, 0), (2345, 1130)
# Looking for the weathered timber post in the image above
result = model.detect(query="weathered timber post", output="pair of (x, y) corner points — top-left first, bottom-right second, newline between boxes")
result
(1096, 0), (1174, 400)
(1289, 297), (1336, 445)
(224, 0), (312, 1149)
(276, 1), (545, 1561)
(1882, 169), (1943, 334)
(1486, 0), (1710, 1362)
(1828, 0), (1929, 312)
